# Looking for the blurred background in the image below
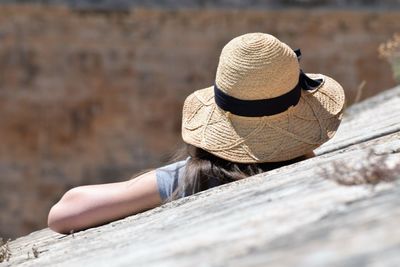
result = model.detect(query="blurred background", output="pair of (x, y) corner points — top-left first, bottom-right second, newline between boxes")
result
(0, 0), (399, 239)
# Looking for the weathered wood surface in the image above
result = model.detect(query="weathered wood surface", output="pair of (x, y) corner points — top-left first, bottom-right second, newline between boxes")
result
(2, 86), (400, 267)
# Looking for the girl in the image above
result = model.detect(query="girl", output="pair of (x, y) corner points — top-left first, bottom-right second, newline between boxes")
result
(48, 32), (345, 234)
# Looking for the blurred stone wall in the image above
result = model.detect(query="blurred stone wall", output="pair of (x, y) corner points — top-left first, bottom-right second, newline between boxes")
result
(2, 0), (400, 8)
(0, 4), (398, 238)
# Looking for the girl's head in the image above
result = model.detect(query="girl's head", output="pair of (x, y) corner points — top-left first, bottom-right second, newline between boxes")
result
(168, 32), (345, 202)
(181, 32), (345, 163)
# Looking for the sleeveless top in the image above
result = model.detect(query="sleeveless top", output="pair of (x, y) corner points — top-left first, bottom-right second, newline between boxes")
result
(155, 158), (222, 201)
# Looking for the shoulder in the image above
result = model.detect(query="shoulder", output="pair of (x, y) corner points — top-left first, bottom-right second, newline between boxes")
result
(155, 158), (189, 201)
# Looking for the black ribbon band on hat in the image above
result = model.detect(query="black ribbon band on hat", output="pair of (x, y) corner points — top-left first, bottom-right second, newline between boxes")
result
(214, 49), (323, 117)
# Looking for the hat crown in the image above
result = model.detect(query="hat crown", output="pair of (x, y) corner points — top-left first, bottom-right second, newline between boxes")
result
(215, 33), (300, 100)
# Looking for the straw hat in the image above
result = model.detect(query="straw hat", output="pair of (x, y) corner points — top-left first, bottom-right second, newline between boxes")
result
(182, 33), (345, 163)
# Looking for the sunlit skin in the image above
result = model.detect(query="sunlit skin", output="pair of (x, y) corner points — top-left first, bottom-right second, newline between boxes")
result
(47, 152), (315, 234)
(48, 171), (163, 234)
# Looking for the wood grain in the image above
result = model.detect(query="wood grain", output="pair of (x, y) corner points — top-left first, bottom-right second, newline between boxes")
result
(3, 86), (400, 267)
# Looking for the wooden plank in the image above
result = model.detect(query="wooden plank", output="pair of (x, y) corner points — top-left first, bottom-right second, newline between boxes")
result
(4, 129), (400, 266)
(4, 86), (400, 266)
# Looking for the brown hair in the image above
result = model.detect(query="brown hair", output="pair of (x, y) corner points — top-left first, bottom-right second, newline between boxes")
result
(166, 143), (311, 203)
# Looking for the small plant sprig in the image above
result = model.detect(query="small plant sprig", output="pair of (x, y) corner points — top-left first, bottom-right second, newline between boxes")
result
(378, 33), (400, 83)
(378, 33), (400, 59)
(319, 150), (400, 187)
(0, 238), (11, 263)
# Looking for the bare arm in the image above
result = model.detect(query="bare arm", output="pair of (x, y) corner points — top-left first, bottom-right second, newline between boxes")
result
(48, 170), (162, 234)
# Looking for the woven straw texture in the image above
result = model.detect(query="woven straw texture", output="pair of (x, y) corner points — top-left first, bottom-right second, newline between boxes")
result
(182, 33), (345, 163)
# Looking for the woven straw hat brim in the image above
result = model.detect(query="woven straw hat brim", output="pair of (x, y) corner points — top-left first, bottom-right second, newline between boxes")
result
(182, 73), (345, 163)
